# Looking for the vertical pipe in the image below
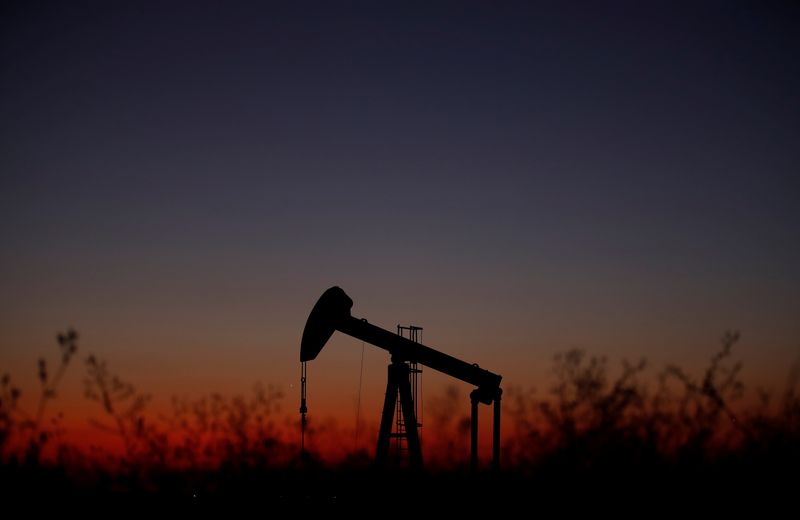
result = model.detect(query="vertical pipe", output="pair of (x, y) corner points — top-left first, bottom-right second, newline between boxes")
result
(492, 389), (502, 471)
(300, 362), (307, 460)
(470, 391), (479, 472)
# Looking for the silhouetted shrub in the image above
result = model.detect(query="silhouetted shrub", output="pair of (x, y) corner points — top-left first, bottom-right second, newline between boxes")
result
(2, 328), (798, 504)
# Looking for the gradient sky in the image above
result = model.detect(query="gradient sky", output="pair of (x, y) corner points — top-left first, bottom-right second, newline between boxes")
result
(2, 1), (799, 440)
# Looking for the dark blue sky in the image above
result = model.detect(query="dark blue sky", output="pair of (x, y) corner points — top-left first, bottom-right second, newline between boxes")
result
(1, 2), (798, 404)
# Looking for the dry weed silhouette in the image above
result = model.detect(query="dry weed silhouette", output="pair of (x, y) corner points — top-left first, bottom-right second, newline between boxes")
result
(1, 329), (798, 505)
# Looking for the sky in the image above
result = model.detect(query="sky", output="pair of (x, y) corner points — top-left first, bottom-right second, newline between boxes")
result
(1, 1), (799, 448)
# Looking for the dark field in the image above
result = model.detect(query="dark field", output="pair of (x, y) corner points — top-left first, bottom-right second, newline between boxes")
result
(2, 330), (797, 510)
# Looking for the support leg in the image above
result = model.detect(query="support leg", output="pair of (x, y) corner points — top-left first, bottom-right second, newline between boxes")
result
(470, 391), (479, 472)
(397, 363), (423, 469)
(375, 364), (398, 468)
(492, 389), (502, 471)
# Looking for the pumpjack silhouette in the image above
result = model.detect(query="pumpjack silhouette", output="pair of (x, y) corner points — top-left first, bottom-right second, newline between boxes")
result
(300, 286), (503, 470)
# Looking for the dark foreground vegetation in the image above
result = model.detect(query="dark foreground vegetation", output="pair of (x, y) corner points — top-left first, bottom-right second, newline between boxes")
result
(1, 330), (798, 509)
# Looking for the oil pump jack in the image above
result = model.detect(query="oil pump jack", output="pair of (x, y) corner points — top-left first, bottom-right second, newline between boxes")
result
(300, 286), (503, 471)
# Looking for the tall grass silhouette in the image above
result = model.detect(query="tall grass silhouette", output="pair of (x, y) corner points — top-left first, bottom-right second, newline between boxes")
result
(1, 329), (798, 504)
